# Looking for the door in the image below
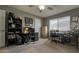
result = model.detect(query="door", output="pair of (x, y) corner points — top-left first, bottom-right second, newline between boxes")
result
(0, 10), (5, 47)
(0, 31), (5, 47)
(0, 10), (5, 30)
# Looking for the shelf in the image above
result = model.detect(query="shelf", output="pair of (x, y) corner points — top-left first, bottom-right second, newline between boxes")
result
(8, 37), (16, 40)
(16, 31), (21, 33)
(16, 23), (21, 25)
(16, 28), (22, 30)
(8, 22), (13, 24)
(8, 32), (14, 34)
(9, 27), (15, 28)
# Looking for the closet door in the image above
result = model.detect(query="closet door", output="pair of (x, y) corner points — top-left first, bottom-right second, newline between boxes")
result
(0, 31), (5, 47)
(0, 10), (5, 30)
(0, 10), (5, 47)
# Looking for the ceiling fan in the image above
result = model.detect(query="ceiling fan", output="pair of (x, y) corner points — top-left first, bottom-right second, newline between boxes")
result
(28, 5), (53, 12)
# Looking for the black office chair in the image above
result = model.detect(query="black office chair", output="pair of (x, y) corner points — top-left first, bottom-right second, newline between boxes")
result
(35, 33), (39, 41)
(29, 32), (35, 42)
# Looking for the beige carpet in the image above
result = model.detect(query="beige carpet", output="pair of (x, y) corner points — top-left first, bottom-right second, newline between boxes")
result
(0, 39), (79, 53)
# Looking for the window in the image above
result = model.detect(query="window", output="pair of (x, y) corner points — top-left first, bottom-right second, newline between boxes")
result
(49, 18), (58, 30)
(49, 16), (70, 32)
(58, 16), (70, 31)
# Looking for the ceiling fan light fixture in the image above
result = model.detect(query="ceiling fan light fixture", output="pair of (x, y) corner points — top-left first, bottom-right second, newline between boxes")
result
(38, 5), (45, 10)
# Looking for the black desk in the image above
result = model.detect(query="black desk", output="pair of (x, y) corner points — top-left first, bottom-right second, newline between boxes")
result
(50, 33), (60, 43)
(22, 33), (29, 43)
(50, 32), (71, 44)
(72, 34), (79, 48)
(50, 32), (79, 48)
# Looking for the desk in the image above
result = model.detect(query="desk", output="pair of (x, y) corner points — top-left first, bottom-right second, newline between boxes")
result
(72, 34), (79, 48)
(22, 33), (29, 43)
(75, 37), (79, 48)
(50, 33), (61, 43)
(50, 32), (71, 44)
(50, 32), (79, 48)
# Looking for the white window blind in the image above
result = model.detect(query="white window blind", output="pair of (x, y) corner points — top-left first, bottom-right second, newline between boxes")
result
(58, 16), (70, 31)
(49, 18), (58, 30)
(49, 16), (70, 31)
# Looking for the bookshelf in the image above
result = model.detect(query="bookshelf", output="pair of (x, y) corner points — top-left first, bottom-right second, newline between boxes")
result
(7, 12), (22, 46)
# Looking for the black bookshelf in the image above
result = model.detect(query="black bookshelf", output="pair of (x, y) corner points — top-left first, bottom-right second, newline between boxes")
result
(15, 17), (22, 45)
(7, 12), (16, 46)
(6, 12), (22, 46)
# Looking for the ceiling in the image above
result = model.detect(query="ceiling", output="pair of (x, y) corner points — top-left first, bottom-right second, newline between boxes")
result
(10, 5), (79, 18)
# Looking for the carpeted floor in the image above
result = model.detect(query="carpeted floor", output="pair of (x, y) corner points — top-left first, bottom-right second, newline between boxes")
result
(0, 39), (79, 53)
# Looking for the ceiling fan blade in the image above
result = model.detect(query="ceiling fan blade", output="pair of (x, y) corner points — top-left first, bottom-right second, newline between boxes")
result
(28, 5), (34, 7)
(40, 10), (42, 12)
(47, 7), (53, 10)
